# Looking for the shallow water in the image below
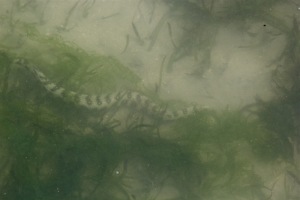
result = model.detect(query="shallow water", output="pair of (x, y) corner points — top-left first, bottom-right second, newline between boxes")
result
(0, 0), (300, 200)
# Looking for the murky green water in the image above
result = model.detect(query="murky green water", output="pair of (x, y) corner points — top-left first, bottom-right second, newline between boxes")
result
(0, 1), (300, 200)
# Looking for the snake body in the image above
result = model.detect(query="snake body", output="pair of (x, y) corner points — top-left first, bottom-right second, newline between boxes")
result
(16, 58), (200, 120)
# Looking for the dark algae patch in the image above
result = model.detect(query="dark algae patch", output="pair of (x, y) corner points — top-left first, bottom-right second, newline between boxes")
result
(0, 87), (203, 199)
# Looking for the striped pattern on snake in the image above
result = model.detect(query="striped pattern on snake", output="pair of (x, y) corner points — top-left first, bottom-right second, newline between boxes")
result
(15, 58), (201, 120)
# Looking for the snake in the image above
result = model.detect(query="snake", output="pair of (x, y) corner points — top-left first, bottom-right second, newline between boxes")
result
(15, 58), (201, 121)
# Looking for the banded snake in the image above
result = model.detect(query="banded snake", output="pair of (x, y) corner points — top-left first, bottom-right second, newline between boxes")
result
(15, 58), (202, 121)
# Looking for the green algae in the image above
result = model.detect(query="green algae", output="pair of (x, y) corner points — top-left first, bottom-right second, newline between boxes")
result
(0, 90), (204, 200)
(0, 2), (300, 199)
(0, 45), (204, 199)
(0, 46), (272, 200)
(0, 41), (296, 200)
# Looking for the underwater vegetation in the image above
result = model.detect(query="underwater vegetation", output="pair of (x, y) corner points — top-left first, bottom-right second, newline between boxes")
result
(0, 95), (202, 199)
(0, 1), (300, 199)
(152, 0), (291, 76)
(254, 15), (300, 184)
(0, 19), (206, 198)
(0, 31), (271, 200)
(0, 54), (272, 200)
